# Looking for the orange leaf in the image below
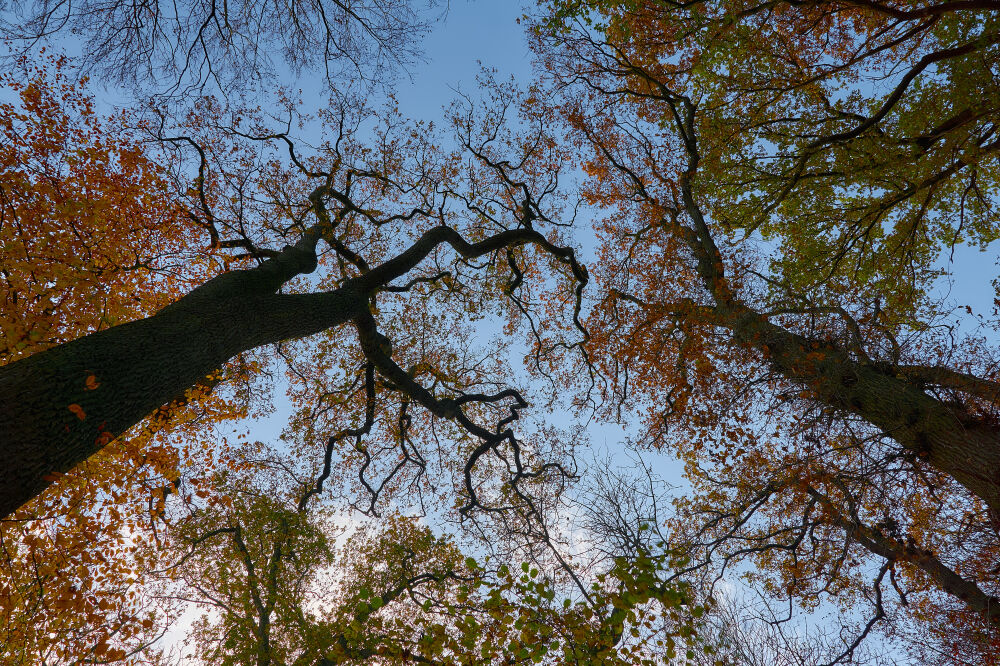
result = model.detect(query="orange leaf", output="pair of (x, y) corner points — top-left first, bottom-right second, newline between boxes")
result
(68, 403), (86, 420)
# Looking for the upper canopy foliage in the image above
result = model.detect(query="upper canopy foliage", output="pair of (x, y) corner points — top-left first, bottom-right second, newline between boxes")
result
(543, 0), (1000, 320)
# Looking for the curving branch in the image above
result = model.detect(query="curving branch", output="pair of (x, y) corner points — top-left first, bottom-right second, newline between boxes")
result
(895, 364), (1000, 405)
(806, 485), (1000, 630)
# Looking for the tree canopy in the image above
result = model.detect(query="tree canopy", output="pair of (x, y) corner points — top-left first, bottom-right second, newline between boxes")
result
(2, 0), (999, 664)
(537, 0), (1000, 660)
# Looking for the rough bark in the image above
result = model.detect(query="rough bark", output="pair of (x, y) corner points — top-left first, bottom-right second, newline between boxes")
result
(0, 242), (364, 518)
(723, 305), (1000, 519)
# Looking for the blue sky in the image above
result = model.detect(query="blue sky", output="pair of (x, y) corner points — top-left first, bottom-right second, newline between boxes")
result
(396, 1), (534, 120)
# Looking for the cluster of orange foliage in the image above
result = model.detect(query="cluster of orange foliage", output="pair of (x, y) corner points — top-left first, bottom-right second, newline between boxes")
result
(0, 56), (261, 661)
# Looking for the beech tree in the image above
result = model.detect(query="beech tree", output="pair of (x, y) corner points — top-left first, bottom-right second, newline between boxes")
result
(0, 71), (589, 509)
(10, 0), (1000, 661)
(535, 0), (1000, 659)
(0, 57), (225, 661)
(0, 31), (589, 660)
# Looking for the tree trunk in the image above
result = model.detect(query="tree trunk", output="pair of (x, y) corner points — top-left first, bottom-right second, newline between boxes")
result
(731, 308), (1000, 517)
(0, 223), (563, 518)
(0, 246), (364, 518)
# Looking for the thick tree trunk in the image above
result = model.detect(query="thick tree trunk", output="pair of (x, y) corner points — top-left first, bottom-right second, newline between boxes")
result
(0, 224), (562, 518)
(730, 308), (1000, 516)
(0, 245), (364, 518)
(676, 136), (1000, 515)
